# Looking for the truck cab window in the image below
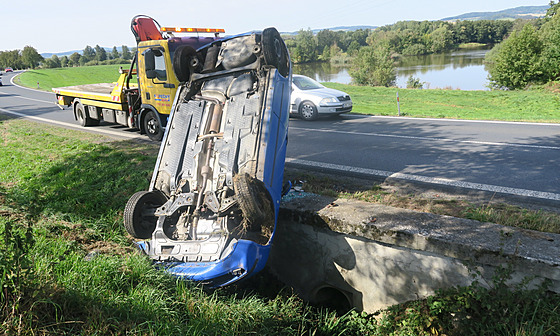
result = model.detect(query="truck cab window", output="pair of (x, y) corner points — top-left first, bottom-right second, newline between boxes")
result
(144, 48), (167, 82)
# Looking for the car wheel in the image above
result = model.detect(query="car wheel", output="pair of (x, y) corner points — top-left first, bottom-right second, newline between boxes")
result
(173, 45), (199, 82)
(262, 28), (289, 77)
(299, 101), (318, 121)
(143, 110), (164, 141)
(124, 190), (167, 239)
(75, 102), (96, 127)
(233, 173), (274, 231)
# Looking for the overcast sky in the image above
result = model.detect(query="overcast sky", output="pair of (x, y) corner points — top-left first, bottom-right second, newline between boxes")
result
(1, 0), (549, 54)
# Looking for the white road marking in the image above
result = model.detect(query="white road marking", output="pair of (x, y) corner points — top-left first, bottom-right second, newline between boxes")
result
(289, 127), (560, 150)
(0, 107), (142, 139)
(285, 158), (560, 201)
(347, 114), (560, 127)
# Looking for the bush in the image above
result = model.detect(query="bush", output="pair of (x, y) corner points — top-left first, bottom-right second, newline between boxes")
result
(349, 46), (396, 87)
(406, 75), (424, 89)
(486, 24), (544, 89)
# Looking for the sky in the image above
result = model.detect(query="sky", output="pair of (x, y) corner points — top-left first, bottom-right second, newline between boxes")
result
(1, 0), (550, 54)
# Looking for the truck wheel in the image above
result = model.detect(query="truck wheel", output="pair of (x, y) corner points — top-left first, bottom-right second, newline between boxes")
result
(233, 173), (274, 231)
(75, 102), (97, 127)
(262, 28), (289, 77)
(124, 190), (167, 239)
(143, 110), (164, 141)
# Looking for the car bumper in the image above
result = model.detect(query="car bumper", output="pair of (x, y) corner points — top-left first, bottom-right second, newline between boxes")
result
(317, 103), (352, 114)
(137, 239), (271, 288)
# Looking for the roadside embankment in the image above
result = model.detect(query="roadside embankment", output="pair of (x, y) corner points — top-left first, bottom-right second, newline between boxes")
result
(269, 192), (560, 312)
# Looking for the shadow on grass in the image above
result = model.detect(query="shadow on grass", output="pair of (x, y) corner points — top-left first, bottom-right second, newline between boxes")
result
(7, 140), (157, 221)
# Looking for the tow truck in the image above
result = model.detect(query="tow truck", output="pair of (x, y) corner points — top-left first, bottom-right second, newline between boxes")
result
(53, 16), (224, 141)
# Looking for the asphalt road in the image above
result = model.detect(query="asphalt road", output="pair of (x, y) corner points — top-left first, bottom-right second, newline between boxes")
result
(2, 71), (560, 202)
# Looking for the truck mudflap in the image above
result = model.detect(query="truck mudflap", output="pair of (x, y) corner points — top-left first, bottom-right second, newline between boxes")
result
(124, 27), (291, 288)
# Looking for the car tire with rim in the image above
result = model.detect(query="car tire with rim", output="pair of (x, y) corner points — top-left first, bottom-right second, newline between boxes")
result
(143, 110), (164, 141)
(173, 45), (199, 82)
(233, 173), (274, 231)
(124, 190), (167, 239)
(262, 28), (289, 77)
(299, 101), (318, 121)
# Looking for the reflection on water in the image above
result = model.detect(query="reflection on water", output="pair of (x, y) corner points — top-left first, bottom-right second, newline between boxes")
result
(292, 47), (491, 91)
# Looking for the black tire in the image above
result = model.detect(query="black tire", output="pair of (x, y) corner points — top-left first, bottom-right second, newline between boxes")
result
(143, 110), (164, 141)
(299, 101), (318, 121)
(262, 27), (289, 77)
(173, 45), (199, 82)
(233, 173), (274, 231)
(75, 102), (96, 127)
(124, 190), (167, 239)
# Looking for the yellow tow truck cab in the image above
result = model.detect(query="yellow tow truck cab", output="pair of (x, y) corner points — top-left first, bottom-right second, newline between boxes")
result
(52, 15), (224, 141)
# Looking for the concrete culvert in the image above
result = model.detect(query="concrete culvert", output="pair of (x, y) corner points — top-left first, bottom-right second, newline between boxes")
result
(312, 286), (353, 313)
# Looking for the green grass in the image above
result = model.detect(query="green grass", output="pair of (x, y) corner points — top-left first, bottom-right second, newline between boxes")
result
(1, 114), (559, 335)
(16, 65), (560, 123)
(15, 64), (133, 91)
(323, 83), (560, 123)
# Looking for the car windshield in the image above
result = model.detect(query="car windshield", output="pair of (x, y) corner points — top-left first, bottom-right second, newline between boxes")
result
(293, 76), (324, 90)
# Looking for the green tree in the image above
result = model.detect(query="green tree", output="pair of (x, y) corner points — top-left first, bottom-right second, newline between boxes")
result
(44, 55), (61, 68)
(546, 0), (560, 19)
(69, 52), (81, 67)
(292, 29), (318, 63)
(0, 50), (23, 69)
(60, 55), (69, 67)
(21, 46), (43, 69)
(539, 12), (560, 80)
(111, 46), (120, 59)
(349, 46), (395, 86)
(121, 45), (132, 60)
(347, 41), (360, 56)
(95, 45), (107, 61)
(429, 26), (454, 53)
(486, 24), (544, 89)
(316, 29), (338, 56)
(82, 45), (96, 63)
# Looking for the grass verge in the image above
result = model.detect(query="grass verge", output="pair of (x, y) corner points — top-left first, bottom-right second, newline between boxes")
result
(323, 83), (560, 123)
(1, 115), (559, 335)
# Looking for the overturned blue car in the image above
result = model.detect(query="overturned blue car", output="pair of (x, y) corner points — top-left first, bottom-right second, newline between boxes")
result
(124, 27), (291, 287)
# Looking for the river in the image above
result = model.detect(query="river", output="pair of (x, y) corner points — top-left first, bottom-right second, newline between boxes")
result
(292, 47), (491, 91)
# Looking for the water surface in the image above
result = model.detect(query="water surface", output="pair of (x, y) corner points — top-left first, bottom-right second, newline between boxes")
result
(292, 47), (491, 91)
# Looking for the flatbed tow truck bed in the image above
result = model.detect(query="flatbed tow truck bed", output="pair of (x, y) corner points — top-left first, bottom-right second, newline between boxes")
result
(55, 83), (116, 97)
(53, 82), (134, 104)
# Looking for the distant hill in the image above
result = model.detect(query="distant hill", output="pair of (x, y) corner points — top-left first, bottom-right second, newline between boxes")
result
(41, 46), (127, 59)
(282, 25), (377, 35)
(441, 5), (548, 21)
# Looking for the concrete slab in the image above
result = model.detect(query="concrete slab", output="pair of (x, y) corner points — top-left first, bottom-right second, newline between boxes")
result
(268, 192), (560, 312)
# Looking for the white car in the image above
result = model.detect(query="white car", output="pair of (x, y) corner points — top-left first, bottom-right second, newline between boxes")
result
(291, 74), (352, 120)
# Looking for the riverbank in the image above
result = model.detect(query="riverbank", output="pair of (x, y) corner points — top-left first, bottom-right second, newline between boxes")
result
(16, 66), (560, 123)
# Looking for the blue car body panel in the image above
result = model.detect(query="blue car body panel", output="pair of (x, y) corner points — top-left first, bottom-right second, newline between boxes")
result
(127, 28), (291, 288)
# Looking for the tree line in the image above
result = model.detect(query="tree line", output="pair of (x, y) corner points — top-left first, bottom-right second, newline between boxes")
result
(285, 2), (560, 90)
(0, 45), (135, 70)
(40, 45), (135, 68)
